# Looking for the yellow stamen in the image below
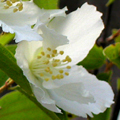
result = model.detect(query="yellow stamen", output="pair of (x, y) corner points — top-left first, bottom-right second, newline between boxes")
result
(4, 5), (9, 9)
(59, 70), (63, 73)
(66, 56), (72, 62)
(52, 75), (56, 80)
(13, 8), (18, 12)
(46, 54), (50, 58)
(66, 66), (71, 69)
(40, 73), (44, 77)
(6, 0), (12, 6)
(45, 78), (50, 81)
(37, 56), (41, 59)
(65, 72), (69, 76)
(56, 74), (61, 79)
(49, 71), (53, 74)
(52, 54), (55, 57)
(41, 51), (45, 56)
(59, 51), (64, 55)
(60, 74), (64, 79)
(44, 60), (49, 64)
(52, 49), (57, 54)
(47, 47), (51, 51)
(52, 63), (57, 67)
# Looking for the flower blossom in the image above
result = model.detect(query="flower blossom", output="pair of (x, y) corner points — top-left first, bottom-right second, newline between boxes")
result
(0, 0), (66, 42)
(15, 3), (114, 117)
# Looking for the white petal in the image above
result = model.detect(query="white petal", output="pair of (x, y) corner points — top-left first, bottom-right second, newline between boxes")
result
(49, 65), (114, 117)
(0, 1), (41, 26)
(12, 25), (42, 43)
(39, 25), (68, 51)
(53, 82), (94, 104)
(42, 80), (59, 89)
(0, 1), (42, 42)
(15, 40), (42, 85)
(34, 7), (67, 32)
(31, 84), (61, 113)
(48, 3), (104, 64)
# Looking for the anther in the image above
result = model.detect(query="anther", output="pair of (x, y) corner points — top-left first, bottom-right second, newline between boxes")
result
(60, 74), (64, 79)
(45, 78), (50, 81)
(56, 74), (61, 79)
(45, 67), (50, 72)
(66, 66), (71, 69)
(44, 60), (49, 64)
(52, 50), (57, 54)
(37, 56), (41, 59)
(59, 70), (63, 73)
(59, 51), (64, 55)
(13, 8), (18, 12)
(46, 54), (50, 58)
(11, 0), (17, 3)
(52, 54), (55, 57)
(66, 56), (72, 62)
(65, 72), (69, 76)
(52, 75), (56, 80)
(40, 73), (44, 77)
(47, 47), (51, 51)
(49, 71), (53, 74)
(52, 63), (57, 67)
(41, 51), (45, 56)
(54, 59), (60, 62)
(4, 5), (9, 9)
(6, 0), (12, 6)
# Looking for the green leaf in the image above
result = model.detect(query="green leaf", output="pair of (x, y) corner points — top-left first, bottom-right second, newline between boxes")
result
(17, 87), (61, 120)
(33, 0), (58, 9)
(0, 43), (32, 94)
(97, 71), (112, 82)
(5, 44), (17, 55)
(104, 43), (120, 68)
(112, 29), (120, 43)
(106, 0), (116, 6)
(0, 91), (52, 120)
(0, 33), (15, 45)
(91, 108), (111, 120)
(0, 69), (8, 87)
(117, 78), (120, 90)
(78, 45), (106, 70)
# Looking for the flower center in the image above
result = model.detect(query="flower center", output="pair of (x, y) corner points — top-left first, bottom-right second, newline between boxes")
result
(1, 0), (23, 12)
(30, 47), (72, 82)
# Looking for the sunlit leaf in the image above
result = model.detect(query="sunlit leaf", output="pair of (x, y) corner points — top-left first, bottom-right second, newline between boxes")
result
(5, 44), (17, 55)
(104, 43), (120, 68)
(34, 0), (58, 9)
(78, 45), (106, 70)
(91, 108), (111, 120)
(0, 33), (15, 45)
(0, 91), (51, 120)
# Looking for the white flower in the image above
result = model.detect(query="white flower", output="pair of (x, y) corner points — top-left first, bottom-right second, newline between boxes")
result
(0, 0), (66, 42)
(15, 3), (114, 117)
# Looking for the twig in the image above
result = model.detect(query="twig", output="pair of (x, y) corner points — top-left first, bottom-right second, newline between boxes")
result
(106, 29), (120, 41)
(0, 78), (14, 94)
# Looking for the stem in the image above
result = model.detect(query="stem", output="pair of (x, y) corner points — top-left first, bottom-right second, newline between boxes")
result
(0, 78), (14, 94)
(110, 90), (120, 120)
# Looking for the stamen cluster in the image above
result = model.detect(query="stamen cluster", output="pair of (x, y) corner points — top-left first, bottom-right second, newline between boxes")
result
(1, 0), (23, 12)
(31, 47), (72, 82)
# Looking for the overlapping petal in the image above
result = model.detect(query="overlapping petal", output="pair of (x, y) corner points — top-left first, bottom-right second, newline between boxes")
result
(47, 3), (104, 64)
(48, 66), (114, 117)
